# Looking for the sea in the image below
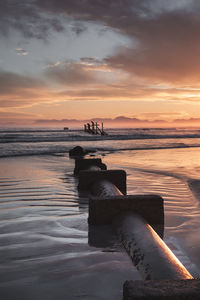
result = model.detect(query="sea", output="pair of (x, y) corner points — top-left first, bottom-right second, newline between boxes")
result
(0, 127), (200, 299)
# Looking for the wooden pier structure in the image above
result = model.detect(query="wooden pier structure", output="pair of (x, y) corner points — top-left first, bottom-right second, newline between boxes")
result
(84, 121), (107, 135)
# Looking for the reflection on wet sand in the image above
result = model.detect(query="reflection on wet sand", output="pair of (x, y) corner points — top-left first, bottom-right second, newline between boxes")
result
(0, 155), (140, 300)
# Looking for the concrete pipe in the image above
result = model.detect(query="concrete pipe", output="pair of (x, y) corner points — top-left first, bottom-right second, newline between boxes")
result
(90, 179), (193, 280)
(91, 179), (123, 197)
(114, 212), (192, 280)
(74, 158), (107, 175)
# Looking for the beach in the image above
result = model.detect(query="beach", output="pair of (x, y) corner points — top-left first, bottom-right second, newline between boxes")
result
(0, 128), (200, 299)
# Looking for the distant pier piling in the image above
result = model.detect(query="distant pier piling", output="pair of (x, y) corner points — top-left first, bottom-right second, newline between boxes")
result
(84, 120), (107, 135)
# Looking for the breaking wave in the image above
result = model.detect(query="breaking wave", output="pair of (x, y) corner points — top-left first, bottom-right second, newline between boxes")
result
(0, 127), (200, 158)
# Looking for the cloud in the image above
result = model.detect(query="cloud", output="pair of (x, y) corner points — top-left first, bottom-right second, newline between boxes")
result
(45, 60), (119, 86)
(80, 57), (102, 65)
(55, 81), (200, 102)
(0, 111), (36, 118)
(2, 0), (200, 86)
(0, 110), (39, 125)
(1, 1), (197, 41)
(35, 0), (200, 85)
(0, 70), (45, 93)
(45, 61), (98, 85)
(0, 0), (65, 40)
(104, 11), (200, 84)
(46, 61), (61, 68)
(1, 64), (200, 114)
(70, 22), (88, 35)
(0, 70), (51, 108)
(15, 48), (28, 56)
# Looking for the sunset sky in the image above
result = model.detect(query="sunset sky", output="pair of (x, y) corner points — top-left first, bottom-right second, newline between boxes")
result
(1, 0), (200, 127)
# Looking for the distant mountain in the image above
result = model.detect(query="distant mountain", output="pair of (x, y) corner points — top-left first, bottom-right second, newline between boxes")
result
(34, 116), (200, 127)
(35, 116), (147, 125)
(114, 116), (142, 122)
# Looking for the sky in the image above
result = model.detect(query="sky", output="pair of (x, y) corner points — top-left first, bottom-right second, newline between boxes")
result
(1, 0), (200, 127)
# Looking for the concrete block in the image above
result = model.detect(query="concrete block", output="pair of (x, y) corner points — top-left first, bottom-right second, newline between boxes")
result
(123, 279), (200, 299)
(78, 169), (126, 195)
(88, 194), (164, 237)
(69, 146), (87, 158)
(88, 224), (117, 248)
(74, 158), (107, 175)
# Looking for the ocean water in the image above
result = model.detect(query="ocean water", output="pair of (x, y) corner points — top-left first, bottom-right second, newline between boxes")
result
(0, 127), (200, 299)
(1, 127), (200, 157)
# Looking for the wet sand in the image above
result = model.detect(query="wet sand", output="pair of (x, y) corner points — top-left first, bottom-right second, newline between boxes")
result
(0, 149), (200, 299)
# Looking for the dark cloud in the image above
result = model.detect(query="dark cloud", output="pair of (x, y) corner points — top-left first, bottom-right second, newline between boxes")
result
(0, 70), (45, 94)
(34, 0), (200, 83)
(70, 22), (88, 35)
(104, 11), (200, 84)
(2, 0), (200, 89)
(80, 57), (102, 65)
(45, 61), (107, 85)
(2, 0), (198, 40)
(0, 70), (48, 108)
(35, 0), (200, 36)
(0, 0), (65, 39)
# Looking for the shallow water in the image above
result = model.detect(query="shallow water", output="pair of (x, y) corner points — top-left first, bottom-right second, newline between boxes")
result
(105, 148), (200, 277)
(0, 155), (141, 299)
(0, 128), (200, 299)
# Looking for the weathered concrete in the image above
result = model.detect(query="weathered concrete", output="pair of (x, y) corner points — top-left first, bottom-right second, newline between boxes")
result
(88, 224), (117, 248)
(88, 179), (192, 280)
(88, 194), (164, 237)
(74, 158), (107, 175)
(91, 179), (123, 197)
(123, 279), (200, 299)
(115, 213), (192, 280)
(76, 158), (194, 297)
(69, 146), (88, 157)
(78, 169), (126, 195)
